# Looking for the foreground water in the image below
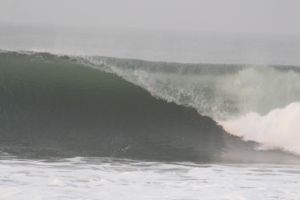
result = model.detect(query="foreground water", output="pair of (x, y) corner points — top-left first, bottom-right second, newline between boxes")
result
(0, 155), (299, 200)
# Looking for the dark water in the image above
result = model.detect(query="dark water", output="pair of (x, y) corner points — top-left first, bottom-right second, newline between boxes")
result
(0, 51), (299, 163)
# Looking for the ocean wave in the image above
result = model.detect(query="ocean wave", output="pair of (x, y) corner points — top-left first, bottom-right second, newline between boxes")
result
(0, 50), (299, 162)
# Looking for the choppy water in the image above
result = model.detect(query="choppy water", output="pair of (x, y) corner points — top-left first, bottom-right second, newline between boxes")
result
(0, 156), (300, 200)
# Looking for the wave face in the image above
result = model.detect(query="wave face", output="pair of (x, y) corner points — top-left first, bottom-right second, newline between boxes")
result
(83, 56), (300, 155)
(0, 52), (226, 161)
(0, 51), (300, 162)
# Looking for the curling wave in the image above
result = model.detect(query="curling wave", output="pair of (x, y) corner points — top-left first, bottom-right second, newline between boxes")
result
(84, 55), (300, 155)
(0, 51), (299, 162)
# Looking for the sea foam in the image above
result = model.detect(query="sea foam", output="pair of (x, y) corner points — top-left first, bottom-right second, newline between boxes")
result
(220, 102), (300, 154)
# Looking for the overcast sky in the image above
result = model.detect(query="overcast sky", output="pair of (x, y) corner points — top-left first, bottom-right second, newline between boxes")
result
(1, 0), (300, 34)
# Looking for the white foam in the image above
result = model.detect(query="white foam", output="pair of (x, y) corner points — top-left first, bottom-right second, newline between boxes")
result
(220, 102), (300, 154)
(0, 188), (19, 199)
(0, 158), (299, 200)
(48, 178), (65, 187)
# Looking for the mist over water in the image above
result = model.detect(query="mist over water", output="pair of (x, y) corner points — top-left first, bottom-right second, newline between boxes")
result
(1, 23), (300, 65)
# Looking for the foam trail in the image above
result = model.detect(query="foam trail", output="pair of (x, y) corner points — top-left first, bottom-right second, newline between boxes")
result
(219, 102), (300, 154)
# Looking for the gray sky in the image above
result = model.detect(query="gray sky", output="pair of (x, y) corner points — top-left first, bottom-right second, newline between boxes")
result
(1, 0), (300, 34)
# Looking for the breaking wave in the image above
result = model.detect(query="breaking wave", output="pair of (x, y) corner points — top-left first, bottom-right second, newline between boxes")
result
(0, 50), (299, 162)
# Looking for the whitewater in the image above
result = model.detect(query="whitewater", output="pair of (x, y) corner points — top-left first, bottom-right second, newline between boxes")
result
(1, 155), (300, 200)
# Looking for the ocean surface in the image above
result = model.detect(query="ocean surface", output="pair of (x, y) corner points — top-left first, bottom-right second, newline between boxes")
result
(1, 155), (300, 200)
(0, 25), (300, 199)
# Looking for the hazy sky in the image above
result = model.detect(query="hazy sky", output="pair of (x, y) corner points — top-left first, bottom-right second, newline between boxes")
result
(1, 0), (300, 34)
